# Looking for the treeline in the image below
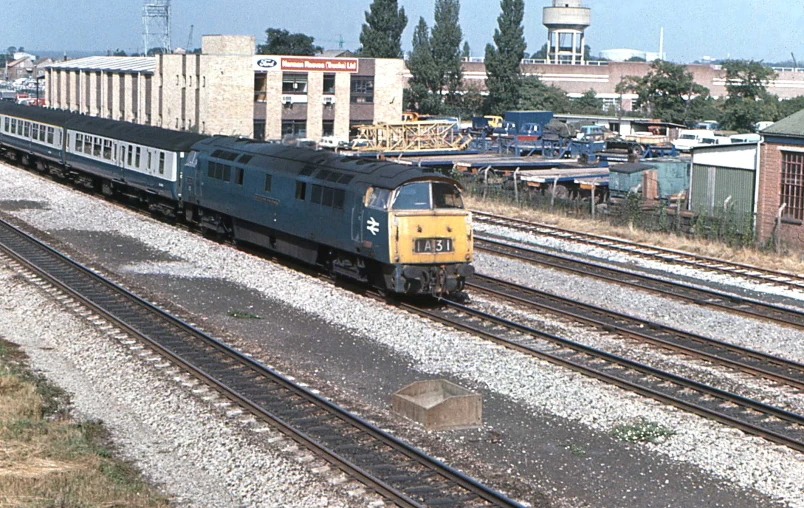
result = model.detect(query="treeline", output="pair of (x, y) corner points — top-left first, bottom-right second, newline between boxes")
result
(255, 0), (803, 131)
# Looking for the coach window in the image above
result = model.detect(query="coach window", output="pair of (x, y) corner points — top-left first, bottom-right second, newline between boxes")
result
(93, 137), (102, 157)
(3, 118), (7, 132)
(23, 121), (30, 137)
(147, 151), (153, 170)
(103, 140), (112, 160)
(159, 153), (165, 174)
(32, 124), (39, 140)
(135, 147), (141, 168)
(264, 174), (272, 192)
(47, 127), (54, 144)
(75, 133), (83, 152)
(82, 135), (90, 153)
(127, 145), (133, 167)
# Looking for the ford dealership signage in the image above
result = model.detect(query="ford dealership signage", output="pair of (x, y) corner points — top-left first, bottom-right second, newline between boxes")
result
(253, 56), (358, 73)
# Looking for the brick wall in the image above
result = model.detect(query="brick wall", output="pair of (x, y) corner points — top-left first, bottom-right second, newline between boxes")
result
(757, 141), (804, 249)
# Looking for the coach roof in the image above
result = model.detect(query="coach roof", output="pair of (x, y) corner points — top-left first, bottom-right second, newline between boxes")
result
(0, 102), (75, 126)
(66, 115), (207, 152)
(194, 136), (459, 190)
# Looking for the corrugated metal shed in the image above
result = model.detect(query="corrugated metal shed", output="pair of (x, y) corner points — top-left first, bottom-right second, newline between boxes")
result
(609, 160), (688, 199)
(46, 56), (156, 74)
(689, 143), (758, 219)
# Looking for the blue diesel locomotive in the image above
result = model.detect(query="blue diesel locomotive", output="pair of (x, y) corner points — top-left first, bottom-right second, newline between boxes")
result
(0, 103), (474, 296)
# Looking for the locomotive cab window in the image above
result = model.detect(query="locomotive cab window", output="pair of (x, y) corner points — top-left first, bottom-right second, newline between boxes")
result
(391, 182), (464, 210)
(366, 187), (390, 210)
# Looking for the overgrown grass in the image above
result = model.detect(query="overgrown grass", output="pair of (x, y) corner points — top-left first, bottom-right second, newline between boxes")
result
(610, 418), (676, 444)
(0, 338), (169, 507)
(466, 193), (804, 275)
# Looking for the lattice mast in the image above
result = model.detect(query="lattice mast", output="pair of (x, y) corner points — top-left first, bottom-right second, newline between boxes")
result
(142, 0), (172, 55)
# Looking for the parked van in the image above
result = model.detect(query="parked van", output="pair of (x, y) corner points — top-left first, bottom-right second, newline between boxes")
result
(673, 130), (715, 152)
(730, 133), (761, 144)
(754, 121), (774, 132)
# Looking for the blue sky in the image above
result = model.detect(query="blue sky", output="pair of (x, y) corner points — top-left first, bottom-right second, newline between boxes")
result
(5, 1), (803, 63)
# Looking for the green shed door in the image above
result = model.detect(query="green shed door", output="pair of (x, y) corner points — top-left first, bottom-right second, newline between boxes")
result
(691, 164), (755, 217)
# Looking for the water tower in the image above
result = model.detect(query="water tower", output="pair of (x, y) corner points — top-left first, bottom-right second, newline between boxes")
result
(543, 0), (591, 65)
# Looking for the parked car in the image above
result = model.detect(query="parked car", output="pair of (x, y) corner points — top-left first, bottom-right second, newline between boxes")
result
(694, 120), (719, 130)
(754, 121), (774, 132)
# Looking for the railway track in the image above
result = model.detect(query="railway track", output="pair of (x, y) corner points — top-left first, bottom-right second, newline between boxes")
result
(473, 211), (804, 292)
(467, 274), (804, 391)
(0, 217), (522, 508)
(396, 298), (804, 454)
(474, 236), (804, 330)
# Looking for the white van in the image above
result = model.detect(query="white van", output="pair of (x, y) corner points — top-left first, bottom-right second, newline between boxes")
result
(673, 129), (718, 152)
(730, 133), (761, 144)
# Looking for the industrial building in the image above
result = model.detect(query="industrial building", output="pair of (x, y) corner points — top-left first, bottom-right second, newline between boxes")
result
(756, 112), (804, 249)
(44, 35), (404, 142)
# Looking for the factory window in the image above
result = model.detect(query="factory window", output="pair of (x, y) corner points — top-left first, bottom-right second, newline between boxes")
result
(281, 120), (307, 138)
(264, 174), (272, 192)
(322, 120), (334, 137)
(295, 181), (306, 200)
(159, 152), (166, 174)
(234, 167), (244, 185)
(350, 77), (373, 104)
(323, 73), (335, 94)
(282, 73), (307, 94)
(781, 152), (804, 221)
(103, 140), (112, 160)
(254, 74), (267, 102)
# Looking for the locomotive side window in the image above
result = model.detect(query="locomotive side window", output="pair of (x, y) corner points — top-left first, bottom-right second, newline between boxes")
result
(264, 174), (272, 192)
(392, 182), (431, 210)
(234, 167), (243, 185)
(366, 187), (390, 210)
(433, 182), (464, 209)
(295, 181), (306, 200)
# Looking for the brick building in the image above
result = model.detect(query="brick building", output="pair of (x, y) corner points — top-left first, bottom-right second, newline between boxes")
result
(44, 35), (404, 142)
(756, 112), (804, 250)
(454, 60), (804, 112)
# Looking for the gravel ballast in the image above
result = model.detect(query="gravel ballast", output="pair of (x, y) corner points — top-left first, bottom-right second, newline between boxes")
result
(1, 161), (803, 506)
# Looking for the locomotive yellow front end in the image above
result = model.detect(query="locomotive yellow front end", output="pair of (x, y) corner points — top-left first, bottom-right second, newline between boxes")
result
(381, 178), (474, 296)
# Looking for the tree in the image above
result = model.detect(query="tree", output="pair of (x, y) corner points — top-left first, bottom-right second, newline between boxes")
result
(531, 43), (547, 61)
(518, 76), (571, 113)
(431, 0), (463, 111)
(621, 60), (709, 124)
(571, 89), (604, 114)
(257, 28), (322, 56)
(484, 0), (526, 115)
(6, 46), (16, 57)
(359, 0), (407, 59)
(778, 95), (804, 119)
(462, 41), (471, 59)
(720, 60), (778, 131)
(406, 18), (441, 113)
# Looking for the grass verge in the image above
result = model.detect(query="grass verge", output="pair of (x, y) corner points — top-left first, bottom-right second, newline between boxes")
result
(467, 196), (804, 275)
(611, 418), (676, 444)
(0, 337), (169, 507)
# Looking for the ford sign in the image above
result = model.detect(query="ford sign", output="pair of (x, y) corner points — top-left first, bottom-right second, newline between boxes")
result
(256, 58), (278, 68)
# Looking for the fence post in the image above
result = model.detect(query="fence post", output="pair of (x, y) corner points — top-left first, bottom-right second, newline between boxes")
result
(776, 203), (787, 253)
(723, 195), (732, 211)
(591, 182), (596, 218)
(550, 176), (559, 208)
(482, 166), (491, 199)
(514, 167), (520, 205)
